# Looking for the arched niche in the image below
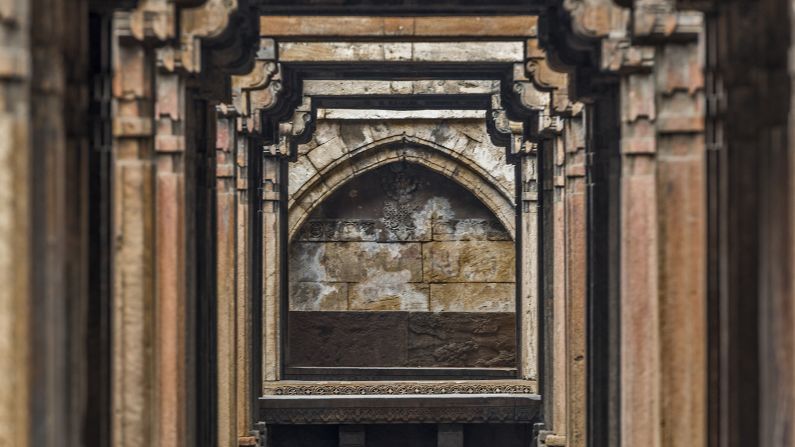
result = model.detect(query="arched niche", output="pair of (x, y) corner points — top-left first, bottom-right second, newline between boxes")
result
(286, 161), (518, 379)
(288, 137), (516, 242)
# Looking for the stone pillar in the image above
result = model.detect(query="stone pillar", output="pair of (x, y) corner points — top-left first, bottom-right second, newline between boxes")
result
(550, 132), (568, 439)
(564, 111), (587, 447)
(235, 128), (255, 442)
(518, 142), (539, 381)
(602, 12), (706, 447)
(0, 0), (31, 444)
(653, 35), (706, 447)
(216, 105), (258, 447)
(216, 106), (238, 446)
(111, 15), (159, 446)
(619, 65), (662, 447)
(154, 62), (189, 447)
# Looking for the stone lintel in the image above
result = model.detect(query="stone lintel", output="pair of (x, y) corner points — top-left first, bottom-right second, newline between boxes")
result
(278, 41), (525, 63)
(303, 80), (500, 96)
(317, 109), (486, 120)
(261, 16), (538, 38)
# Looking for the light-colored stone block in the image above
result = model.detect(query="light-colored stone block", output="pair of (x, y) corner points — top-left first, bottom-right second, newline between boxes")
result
(349, 277), (429, 311)
(278, 41), (524, 63)
(430, 283), (515, 312)
(288, 155), (318, 196)
(306, 138), (348, 171)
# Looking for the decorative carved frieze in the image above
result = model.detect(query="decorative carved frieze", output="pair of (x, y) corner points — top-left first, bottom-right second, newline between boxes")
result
(263, 381), (537, 396)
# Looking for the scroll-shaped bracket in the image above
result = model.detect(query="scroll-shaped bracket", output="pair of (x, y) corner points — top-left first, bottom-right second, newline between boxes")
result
(264, 96), (315, 159)
(179, 0), (239, 73)
(487, 93), (533, 162)
(231, 50), (284, 133)
(513, 81), (564, 138)
(525, 39), (574, 115)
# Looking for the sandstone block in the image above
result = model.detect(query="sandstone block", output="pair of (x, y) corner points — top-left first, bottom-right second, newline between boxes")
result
(325, 242), (422, 282)
(423, 241), (515, 282)
(430, 283), (515, 312)
(289, 241), (423, 282)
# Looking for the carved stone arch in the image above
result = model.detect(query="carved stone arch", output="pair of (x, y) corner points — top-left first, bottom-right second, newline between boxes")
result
(288, 137), (516, 241)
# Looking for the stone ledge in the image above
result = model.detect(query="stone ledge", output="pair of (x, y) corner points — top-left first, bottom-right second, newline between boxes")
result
(259, 393), (541, 424)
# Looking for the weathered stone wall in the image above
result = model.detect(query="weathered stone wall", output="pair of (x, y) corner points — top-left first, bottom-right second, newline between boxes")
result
(288, 162), (517, 369)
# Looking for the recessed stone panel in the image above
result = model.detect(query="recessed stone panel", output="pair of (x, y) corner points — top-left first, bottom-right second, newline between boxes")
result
(430, 283), (515, 312)
(407, 312), (516, 367)
(423, 241), (515, 282)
